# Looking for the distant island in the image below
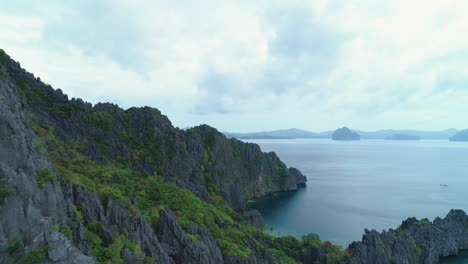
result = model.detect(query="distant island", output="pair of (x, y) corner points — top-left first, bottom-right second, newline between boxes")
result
(449, 129), (468, 142)
(238, 135), (295, 139)
(225, 128), (458, 140)
(332, 127), (360, 141)
(225, 128), (326, 139)
(385, 134), (420, 140)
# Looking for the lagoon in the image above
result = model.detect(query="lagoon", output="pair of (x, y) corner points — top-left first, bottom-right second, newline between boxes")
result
(247, 138), (468, 255)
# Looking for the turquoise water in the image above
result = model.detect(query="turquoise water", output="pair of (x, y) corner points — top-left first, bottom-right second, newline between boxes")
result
(246, 139), (468, 262)
(440, 251), (468, 263)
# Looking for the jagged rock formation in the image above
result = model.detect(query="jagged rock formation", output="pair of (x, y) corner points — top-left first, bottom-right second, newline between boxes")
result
(348, 209), (468, 264)
(289, 167), (307, 186)
(449, 129), (468, 142)
(385, 134), (420, 140)
(1, 48), (466, 264)
(0, 49), (309, 263)
(332, 127), (360, 141)
(242, 210), (265, 229)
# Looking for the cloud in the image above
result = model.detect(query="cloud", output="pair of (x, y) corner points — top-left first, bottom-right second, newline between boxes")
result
(2, 0), (468, 131)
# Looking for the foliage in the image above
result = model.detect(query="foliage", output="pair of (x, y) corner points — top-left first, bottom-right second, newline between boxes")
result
(72, 204), (84, 220)
(36, 168), (56, 188)
(84, 111), (115, 132)
(187, 233), (198, 242)
(271, 249), (297, 264)
(18, 245), (50, 264)
(25, 91), (346, 262)
(32, 138), (45, 153)
(301, 233), (323, 248)
(7, 236), (23, 254)
(324, 241), (353, 262)
(6, 242), (49, 264)
(0, 48), (9, 64)
(85, 223), (143, 264)
(418, 220), (430, 225)
(0, 177), (13, 205)
(52, 224), (73, 240)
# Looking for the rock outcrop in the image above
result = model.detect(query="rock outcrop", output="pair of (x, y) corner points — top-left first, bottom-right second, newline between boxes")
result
(332, 127), (360, 141)
(0, 48), (308, 263)
(242, 210), (265, 229)
(0, 48), (466, 264)
(347, 209), (468, 264)
(289, 167), (307, 186)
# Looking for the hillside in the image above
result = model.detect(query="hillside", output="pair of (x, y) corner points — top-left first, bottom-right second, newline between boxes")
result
(1, 49), (467, 264)
(0, 49), (354, 264)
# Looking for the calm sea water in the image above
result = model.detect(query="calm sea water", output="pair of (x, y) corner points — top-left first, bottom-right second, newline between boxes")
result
(246, 139), (468, 262)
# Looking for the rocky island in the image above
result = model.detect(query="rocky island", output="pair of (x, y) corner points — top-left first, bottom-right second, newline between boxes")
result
(332, 127), (361, 141)
(1, 49), (467, 263)
(449, 129), (468, 142)
(385, 134), (420, 140)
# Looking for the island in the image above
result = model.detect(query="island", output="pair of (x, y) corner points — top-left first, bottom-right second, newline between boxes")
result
(449, 129), (468, 141)
(332, 127), (360, 141)
(384, 134), (420, 140)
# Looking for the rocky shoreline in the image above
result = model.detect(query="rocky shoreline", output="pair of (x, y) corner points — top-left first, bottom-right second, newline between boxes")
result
(347, 209), (468, 264)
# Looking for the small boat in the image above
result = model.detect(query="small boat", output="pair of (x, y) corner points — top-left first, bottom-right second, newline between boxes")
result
(440, 184), (448, 187)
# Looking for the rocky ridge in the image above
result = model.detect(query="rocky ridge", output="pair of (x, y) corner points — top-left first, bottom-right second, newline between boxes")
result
(0, 48), (466, 263)
(0, 49), (307, 263)
(348, 209), (468, 264)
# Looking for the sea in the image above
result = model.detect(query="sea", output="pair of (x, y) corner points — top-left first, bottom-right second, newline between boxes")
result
(245, 138), (468, 263)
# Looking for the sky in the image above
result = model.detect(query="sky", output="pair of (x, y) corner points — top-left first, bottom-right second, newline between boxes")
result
(1, 0), (468, 132)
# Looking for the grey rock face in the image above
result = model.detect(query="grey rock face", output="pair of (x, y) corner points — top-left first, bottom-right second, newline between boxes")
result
(0, 51), (306, 263)
(242, 210), (265, 229)
(303, 246), (327, 264)
(0, 55), (95, 263)
(157, 210), (224, 264)
(0, 55), (306, 212)
(289, 167), (307, 186)
(332, 127), (360, 141)
(347, 209), (468, 264)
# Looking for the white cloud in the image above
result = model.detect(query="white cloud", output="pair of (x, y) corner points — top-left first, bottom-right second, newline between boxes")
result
(1, 0), (468, 131)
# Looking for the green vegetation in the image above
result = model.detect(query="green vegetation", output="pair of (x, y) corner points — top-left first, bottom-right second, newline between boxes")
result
(6, 238), (49, 264)
(36, 168), (56, 188)
(52, 224), (73, 240)
(72, 204), (84, 220)
(84, 111), (115, 132)
(0, 48), (9, 64)
(187, 233), (199, 242)
(410, 236), (422, 256)
(33, 138), (46, 153)
(277, 164), (288, 187)
(417, 220), (430, 225)
(25, 94), (352, 262)
(323, 241), (352, 263)
(7, 236), (23, 255)
(379, 241), (387, 249)
(0, 177), (13, 205)
(85, 222), (147, 264)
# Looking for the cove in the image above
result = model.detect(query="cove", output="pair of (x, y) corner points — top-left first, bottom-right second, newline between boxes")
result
(247, 138), (468, 262)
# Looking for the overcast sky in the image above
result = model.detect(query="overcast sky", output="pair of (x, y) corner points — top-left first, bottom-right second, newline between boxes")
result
(2, 0), (468, 132)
